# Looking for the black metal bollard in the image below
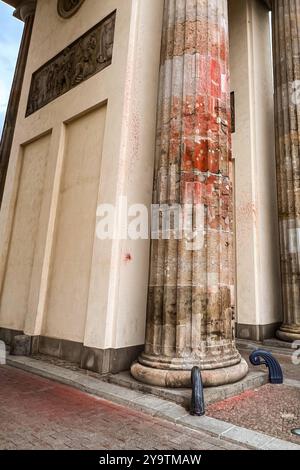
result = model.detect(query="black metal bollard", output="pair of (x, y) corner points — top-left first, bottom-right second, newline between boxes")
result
(249, 349), (283, 384)
(190, 366), (205, 416)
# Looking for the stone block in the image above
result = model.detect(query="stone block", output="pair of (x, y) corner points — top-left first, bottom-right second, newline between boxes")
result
(179, 415), (234, 436)
(221, 425), (273, 448)
(10, 335), (31, 356)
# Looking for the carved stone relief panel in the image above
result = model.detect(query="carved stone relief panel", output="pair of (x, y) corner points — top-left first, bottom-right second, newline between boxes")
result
(57, 0), (86, 19)
(26, 11), (116, 116)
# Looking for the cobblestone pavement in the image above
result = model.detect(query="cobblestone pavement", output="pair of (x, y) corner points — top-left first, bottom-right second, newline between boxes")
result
(208, 348), (300, 445)
(0, 365), (247, 450)
(207, 384), (300, 445)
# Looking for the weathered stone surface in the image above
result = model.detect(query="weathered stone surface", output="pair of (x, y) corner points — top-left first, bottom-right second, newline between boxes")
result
(131, 359), (249, 388)
(273, 0), (300, 341)
(10, 335), (31, 356)
(131, 0), (247, 387)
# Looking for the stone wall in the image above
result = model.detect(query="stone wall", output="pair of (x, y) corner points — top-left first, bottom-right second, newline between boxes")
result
(0, 0), (164, 372)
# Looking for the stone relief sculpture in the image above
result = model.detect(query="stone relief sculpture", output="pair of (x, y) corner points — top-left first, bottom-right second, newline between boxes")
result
(26, 11), (116, 116)
(98, 18), (115, 63)
(57, 0), (86, 19)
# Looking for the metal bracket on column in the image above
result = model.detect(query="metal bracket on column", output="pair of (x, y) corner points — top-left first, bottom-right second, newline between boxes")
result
(249, 349), (283, 384)
(190, 366), (205, 416)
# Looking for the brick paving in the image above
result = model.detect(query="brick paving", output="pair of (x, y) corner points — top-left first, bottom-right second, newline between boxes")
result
(0, 365), (246, 450)
(207, 384), (300, 445)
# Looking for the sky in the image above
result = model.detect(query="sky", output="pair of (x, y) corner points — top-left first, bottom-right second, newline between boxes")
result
(0, 2), (24, 136)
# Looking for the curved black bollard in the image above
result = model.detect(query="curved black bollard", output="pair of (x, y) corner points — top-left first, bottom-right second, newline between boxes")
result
(249, 349), (283, 384)
(190, 366), (205, 416)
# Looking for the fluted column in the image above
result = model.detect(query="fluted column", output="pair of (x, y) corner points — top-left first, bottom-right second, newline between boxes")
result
(131, 0), (248, 387)
(273, 0), (300, 342)
(0, 0), (36, 206)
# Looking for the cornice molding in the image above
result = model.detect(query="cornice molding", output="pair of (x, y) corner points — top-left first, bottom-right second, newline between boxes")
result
(14, 0), (36, 21)
(2, 0), (37, 21)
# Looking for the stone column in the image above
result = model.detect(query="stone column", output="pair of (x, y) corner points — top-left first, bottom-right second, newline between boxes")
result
(131, 0), (248, 387)
(273, 0), (300, 342)
(0, 0), (36, 206)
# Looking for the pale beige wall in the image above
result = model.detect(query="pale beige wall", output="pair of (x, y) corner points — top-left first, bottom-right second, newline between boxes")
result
(229, 0), (282, 331)
(0, 133), (51, 331)
(0, 0), (164, 349)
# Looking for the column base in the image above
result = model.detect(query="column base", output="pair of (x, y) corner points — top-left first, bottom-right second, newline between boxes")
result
(131, 358), (248, 388)
(276, 324), (300, 342)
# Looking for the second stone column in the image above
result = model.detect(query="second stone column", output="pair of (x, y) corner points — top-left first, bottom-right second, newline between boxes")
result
(273, 0), (300, 342)
(131, 0), (248, 387)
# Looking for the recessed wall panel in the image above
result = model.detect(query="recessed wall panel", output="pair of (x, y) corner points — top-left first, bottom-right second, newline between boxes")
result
(0, 134), (51, 330)
(44, 105), (106, 342)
